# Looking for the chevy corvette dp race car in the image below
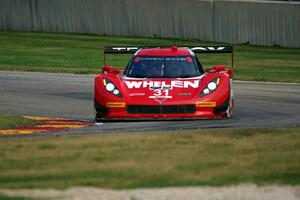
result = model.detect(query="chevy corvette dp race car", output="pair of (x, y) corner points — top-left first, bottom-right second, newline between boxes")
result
(94, 45), (234, 121)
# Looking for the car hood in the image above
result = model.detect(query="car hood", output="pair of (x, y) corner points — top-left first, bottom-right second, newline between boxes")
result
(119, 77), (203, 104)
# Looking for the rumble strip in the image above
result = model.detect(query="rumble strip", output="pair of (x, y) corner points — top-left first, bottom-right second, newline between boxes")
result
(0, 116), (94, 135)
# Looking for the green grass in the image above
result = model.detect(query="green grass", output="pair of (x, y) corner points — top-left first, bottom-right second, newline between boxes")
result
(0, 114), (39, 130)
(0, 31), (299, 82)
(0, 128), (299, 189)
(0, 194), (35, 200)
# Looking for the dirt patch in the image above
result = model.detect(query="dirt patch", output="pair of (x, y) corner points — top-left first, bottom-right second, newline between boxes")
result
(1, 185), (300, 200)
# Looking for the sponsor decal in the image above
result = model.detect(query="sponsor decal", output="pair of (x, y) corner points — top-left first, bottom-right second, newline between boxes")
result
(125, 80), (199, 103)
(196, 102), (216, 107)
(190, 47), (225, 51)
(125, 80), (199, 89)
(106, 102), (126, 108)
(129, 93), (145, 96)
(112, 47), (139, 51)
(178, 92), (192, 96)
(149, 89), (172, 99)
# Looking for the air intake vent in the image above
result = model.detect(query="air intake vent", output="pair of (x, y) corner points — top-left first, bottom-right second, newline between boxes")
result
(126, 105), (195, 114)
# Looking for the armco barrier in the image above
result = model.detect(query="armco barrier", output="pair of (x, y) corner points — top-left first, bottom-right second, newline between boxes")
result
(0, 0), (299, 47)
(214, 0), (300, 47)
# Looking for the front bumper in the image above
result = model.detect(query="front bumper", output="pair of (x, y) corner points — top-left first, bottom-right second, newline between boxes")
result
(94, 99), (229, 121)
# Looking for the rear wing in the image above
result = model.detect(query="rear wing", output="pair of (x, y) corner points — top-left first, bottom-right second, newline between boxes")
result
(103, 45), (234, 67)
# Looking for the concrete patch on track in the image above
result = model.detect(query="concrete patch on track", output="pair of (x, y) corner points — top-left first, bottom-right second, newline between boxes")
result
(0, 116), (94, 135)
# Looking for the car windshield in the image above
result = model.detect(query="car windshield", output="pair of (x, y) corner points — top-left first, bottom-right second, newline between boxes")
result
(125, 56), (201, 78)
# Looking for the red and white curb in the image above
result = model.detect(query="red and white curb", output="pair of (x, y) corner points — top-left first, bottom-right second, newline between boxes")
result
(0, 116), (95, 135)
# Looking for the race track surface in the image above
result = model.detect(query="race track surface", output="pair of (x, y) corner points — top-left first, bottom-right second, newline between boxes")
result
(0, 71), (299, 134)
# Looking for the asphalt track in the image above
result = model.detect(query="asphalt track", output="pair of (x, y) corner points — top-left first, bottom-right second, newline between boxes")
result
(0, 71), (299, 135)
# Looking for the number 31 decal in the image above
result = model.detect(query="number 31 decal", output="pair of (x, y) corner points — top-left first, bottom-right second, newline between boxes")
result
(150, 89), (172, 99)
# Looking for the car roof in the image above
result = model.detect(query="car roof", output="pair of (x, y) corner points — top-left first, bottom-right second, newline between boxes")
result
(136, 46), (192, 57)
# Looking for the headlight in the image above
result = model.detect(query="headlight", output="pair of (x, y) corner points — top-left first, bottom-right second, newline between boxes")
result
(203, 88), (210, 95)
(113, 89), (120, 95)
(106, 83), (115, 92)
(208, 82), (217, 90)
(103, 78), (123, 98)
(200, 78), (220, 97)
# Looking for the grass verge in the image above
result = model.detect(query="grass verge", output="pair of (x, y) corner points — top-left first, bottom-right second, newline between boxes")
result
(0, 31), (300, 82)
(0, 128), (299, 189)
(0, 114), (39, 130)
(0, 194), (35, 200)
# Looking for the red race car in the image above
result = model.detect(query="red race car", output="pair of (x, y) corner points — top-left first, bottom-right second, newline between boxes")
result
(94, 45), (234, 121)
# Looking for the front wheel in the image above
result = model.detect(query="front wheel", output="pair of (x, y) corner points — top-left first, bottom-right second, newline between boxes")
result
(226, 79), (234, 118)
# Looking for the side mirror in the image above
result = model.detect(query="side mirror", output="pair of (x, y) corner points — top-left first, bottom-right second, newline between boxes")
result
(212, 65), (233, 78)
(213, 65), (225, 72)
(102, 66), (121, 75)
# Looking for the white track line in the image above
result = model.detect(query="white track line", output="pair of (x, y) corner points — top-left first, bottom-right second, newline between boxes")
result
(234, 80), (300, 85)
